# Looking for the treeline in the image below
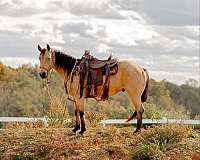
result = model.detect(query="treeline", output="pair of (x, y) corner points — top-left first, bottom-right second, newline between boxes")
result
(0, 64), (199, 119)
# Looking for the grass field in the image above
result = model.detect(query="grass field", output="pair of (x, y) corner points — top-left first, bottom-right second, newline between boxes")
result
(0, 124), (200, 160)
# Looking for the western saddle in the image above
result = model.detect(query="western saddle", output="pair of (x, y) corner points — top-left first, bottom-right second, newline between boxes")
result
(72, 50), (118, 100)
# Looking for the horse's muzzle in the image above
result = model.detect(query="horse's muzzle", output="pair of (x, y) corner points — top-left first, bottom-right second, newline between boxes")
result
(39, 71), (47, 79)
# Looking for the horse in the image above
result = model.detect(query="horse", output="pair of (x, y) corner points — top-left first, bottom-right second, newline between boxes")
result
(37, 44), (149, 134)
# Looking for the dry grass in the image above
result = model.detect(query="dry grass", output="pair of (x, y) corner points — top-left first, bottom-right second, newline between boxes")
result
(132, 125), (195, 160)
(47, 96), (68, 126)
(85, 112), (104, 127)
(0, 124), (199, 160)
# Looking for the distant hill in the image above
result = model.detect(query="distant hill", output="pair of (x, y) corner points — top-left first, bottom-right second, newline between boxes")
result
(0, 64), (199, 119)
(165, 81), (200, 117)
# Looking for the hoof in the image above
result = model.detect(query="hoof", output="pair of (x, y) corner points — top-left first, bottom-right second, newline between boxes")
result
(72, 128), (77, 133)
(72, 124), (80, 133)
(79, 128), (86, 135)
(143, 124), (147, 130)
(134, 129), (141, 134)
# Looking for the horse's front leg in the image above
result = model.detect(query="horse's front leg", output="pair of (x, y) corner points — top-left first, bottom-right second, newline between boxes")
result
(79, 111), (86, 134)
(72, 102), (80, 133)
(64, 82), (80, 133)
(77, 98), (86, 135)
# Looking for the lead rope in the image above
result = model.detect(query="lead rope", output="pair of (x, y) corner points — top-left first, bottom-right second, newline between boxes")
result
(44, 50), (67, 121)
(45, 50), (55, 100)
(46, 68), (69, 123)
(46, 69), (53, 100)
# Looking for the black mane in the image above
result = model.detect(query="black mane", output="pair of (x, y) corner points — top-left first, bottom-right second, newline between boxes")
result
(54, 50), (76, 75)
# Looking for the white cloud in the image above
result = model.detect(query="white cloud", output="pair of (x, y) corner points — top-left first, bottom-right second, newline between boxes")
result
(150, 70), (199, 85)
(0, 0), (199, 85)
(97, 43), (111, 54)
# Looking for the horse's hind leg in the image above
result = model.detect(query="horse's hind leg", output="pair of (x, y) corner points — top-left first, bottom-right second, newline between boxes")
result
(130, 96), (144, 133)
(135, 105), (144, 133)
(127, 103), (145, 132)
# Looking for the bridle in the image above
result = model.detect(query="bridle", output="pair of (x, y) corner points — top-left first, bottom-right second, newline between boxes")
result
(39, 49), (56, 76)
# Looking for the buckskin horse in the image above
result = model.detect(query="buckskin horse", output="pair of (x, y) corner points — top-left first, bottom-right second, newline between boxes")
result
(37, 44), (149, 134)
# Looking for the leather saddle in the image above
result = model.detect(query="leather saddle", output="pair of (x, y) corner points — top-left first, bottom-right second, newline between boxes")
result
(89, 56), (118, 69)
(73, 51), (118, 100)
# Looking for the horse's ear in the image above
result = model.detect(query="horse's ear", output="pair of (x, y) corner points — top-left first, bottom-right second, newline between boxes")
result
(38, 44), (42, 52)
(47, 44), (50, 51)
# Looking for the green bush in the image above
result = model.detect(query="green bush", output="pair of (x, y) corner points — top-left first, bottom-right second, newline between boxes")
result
(140, 125), (191, 150)
(144, 103), (161, 120)
(133, 124), (192, 159)
(133, 143), (164, 160)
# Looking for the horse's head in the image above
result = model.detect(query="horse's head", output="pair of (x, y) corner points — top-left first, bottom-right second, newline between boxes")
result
(37, 44), (54, 79)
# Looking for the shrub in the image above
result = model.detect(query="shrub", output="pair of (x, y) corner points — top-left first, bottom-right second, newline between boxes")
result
(133, 124), (192, 159)
(140, 125), (192, 150)
(144, 103), (161, 120)
(133, 143), (164, 160)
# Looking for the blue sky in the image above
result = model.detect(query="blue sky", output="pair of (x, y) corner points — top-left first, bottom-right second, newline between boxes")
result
(0, 0), (199, 85)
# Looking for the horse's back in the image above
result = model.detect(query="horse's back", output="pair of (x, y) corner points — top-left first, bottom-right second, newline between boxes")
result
(119, 59), (146, 82)
(119, 59), (143, 71)
(108, 59), (147, 96)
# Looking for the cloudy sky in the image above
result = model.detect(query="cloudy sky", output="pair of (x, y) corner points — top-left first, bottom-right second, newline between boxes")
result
(0, 0), (199, 85)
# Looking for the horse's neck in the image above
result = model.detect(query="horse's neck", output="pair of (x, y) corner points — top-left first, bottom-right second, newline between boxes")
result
(52, 51), (76, 80)
(53, 66), (68, 79)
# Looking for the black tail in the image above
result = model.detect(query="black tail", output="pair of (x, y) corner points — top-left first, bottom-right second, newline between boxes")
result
(141, 68), (149, 102)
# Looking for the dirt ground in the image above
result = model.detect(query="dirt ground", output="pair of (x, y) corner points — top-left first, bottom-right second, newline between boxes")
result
(0, 125), (199, 160)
